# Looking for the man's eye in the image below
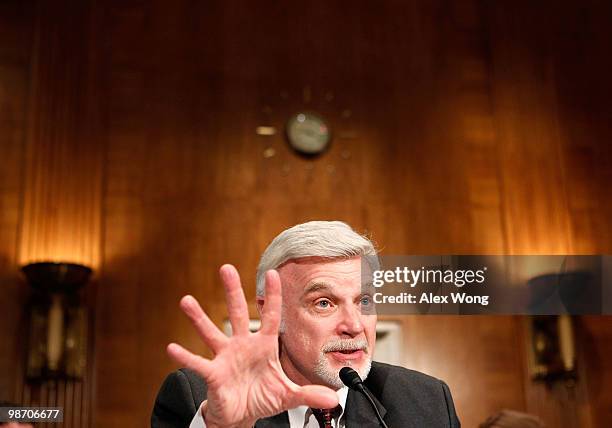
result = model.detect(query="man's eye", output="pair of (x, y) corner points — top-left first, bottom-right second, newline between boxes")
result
(360, 296), (372, 306)
(314, 299), (332, 309)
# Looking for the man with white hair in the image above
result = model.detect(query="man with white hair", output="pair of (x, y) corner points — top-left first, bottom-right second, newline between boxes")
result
(152, 221), (460, 427)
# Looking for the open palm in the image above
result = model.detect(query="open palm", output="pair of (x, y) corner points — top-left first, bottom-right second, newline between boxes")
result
(167, 265), (338, 428)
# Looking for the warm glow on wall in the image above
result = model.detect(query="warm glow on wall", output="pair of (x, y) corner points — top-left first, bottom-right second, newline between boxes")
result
(18, 211), (101, 270)
(19, 237), (100, 271)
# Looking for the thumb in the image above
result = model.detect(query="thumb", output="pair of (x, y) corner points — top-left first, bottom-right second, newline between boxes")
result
(288, 385), (339, 410)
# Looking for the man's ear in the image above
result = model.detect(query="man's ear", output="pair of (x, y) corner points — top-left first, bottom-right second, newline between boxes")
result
(256, 296), (265, 316)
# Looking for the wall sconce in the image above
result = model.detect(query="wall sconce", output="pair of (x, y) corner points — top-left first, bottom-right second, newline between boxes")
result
(525, 273), (581, 384)
(22, 262), (92, 381)
(525, 315), (576, 383)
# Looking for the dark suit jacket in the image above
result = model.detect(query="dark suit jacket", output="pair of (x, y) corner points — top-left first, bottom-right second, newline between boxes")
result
(151, 361), (460, 427)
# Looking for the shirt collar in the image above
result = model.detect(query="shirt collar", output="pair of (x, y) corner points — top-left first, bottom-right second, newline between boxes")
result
(336, 386), (348, 420)
(287, 386), (349, 427)
(336, 386), (349, 418)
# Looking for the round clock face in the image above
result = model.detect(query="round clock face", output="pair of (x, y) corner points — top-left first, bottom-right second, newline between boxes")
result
(285, 112), (331, 155)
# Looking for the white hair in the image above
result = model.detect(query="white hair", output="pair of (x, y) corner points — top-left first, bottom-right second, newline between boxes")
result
(256, 220), (379, 296)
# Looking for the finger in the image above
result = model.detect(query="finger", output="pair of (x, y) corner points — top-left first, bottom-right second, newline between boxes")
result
(180, 295), (229, 353)
(288, 384), (339, 410)
(220, 264), (250, 335)
(167, 343), (214, 378)
(259, 270), (282, 335)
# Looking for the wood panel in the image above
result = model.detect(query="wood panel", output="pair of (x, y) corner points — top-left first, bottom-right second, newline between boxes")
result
(401, 316), (526, 425)
(0, 1), (104, 426)
(0, 0), (34, 403)
(484, 2), (612, 426)
(0, 0), (610, 427)
(18, 0), (104, 269)
(581, 316), (612, 426)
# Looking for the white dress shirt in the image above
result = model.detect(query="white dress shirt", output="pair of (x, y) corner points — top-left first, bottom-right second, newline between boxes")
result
(190, 387), (349, 428)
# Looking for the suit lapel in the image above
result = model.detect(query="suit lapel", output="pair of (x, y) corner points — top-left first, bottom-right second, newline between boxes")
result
(255, 411), (290, 428)
(344, 387), (387, 427)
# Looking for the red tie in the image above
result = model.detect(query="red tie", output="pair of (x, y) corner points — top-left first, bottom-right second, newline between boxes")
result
(311, 408), (333, 428)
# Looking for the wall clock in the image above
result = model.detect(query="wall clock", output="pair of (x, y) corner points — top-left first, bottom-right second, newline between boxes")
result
(255, 86), (357, 166)
(285, 111), (331, 155)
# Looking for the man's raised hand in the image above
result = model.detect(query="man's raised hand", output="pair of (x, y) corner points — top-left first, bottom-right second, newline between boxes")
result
(166, 264), (338, 428)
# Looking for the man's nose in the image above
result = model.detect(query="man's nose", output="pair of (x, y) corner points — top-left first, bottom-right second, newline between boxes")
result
(336, 305), (365, 337)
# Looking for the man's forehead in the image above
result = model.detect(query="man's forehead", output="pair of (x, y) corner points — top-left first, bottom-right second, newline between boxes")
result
(277, 256), (362, 272)
(277, 256), (369, 289)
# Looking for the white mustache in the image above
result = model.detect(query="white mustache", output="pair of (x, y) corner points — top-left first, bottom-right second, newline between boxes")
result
(322, 339), (368, 353)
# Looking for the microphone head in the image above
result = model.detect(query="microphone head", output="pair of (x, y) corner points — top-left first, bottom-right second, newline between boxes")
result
(339, 367), (363, 390)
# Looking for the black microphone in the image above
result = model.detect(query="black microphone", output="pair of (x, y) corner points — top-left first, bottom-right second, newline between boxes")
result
(339, 367), (389, 428)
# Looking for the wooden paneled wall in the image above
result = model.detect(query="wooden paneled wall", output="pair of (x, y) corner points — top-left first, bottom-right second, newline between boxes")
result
(1, 0), (104, 426)
(0, 0), (610, 427)
(0, 0), (34, 404)
(18, 0), (104, 269)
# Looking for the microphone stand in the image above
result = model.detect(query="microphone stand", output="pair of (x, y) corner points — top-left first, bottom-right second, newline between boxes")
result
(339, 367), (389, 428)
